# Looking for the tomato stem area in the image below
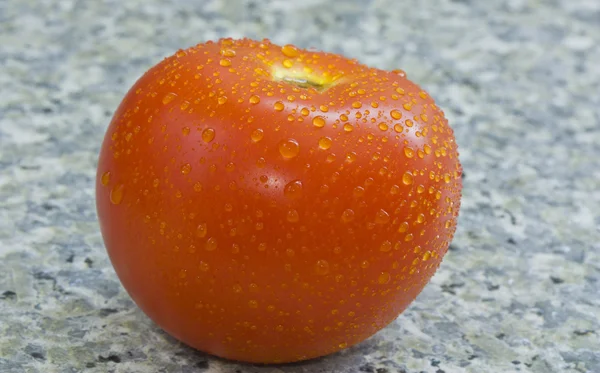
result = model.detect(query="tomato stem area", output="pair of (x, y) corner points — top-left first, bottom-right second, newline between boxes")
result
(270, 66), (342, 92)
(280, 76), (327, 91)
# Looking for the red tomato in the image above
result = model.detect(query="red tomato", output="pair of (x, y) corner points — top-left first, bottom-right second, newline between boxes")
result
(96, 38), (462, 363)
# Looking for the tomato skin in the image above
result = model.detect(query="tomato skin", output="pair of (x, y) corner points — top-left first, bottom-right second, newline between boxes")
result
(96, 38), (462, 363)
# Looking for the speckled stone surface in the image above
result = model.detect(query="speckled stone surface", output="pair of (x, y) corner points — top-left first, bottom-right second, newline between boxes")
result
(1, 0), (599, 372)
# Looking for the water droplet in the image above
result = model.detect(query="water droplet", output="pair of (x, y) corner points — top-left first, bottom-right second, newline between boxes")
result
(256, 157), (266, 168)
(378, 122), (389, 131)
(249, 95), (260, 104)
(353, 186), (365, 198)
(193, 182), (203, 192)
(352, 101), (362, 109)
(390, 185), (400, 195)
(282, 44), (300, 57)
(402, 171), (414, 185)
(274, 101), (284, 111)
(202, 128), (215, 143)
(233, 284), (243, 293)
(405, 233), (414, 241)
(375, 209), (390, 224)
(312, 116), (326, 128)
(378, 272), (391, 284)
(257, 242), (267, 251)
(318, 137), (332, 150)
(248, 300), (258, 308)
(101, 171), (111, 186)
(405, 119), (414, 127)
(251, 128), (264, 142)
(221, 48), (236, 57)
(110, 184), (124, 205)
(341, 209), (355, 223)
(219, 58), (232, 67)
(205, 237), (217, 251)
(217, 96), (227, 105)
(284, 180), (303, 199)
(199, 261), (210, 272)
(345, 152), (357, 163)
(338, 342), (348, 349)
(282, 59), (294, 68)
(315, 260), (330, 275)
(376, 241), (392, 255)
(225, 162), (235, 172)
(181, 163), (192, 175)
(360, 260), (370, 269)
(403, 103), (412, 111)
(343, 123), (354, 132)
(390, 109), (402, 120)
(162, 92), (176, 105)
(422, 251), (432, 261)
(195, 223), (208, 238)
(392, 69), (407, 78)
(286, 209), (300, 223)
(279, 138), (300, 159)
(398, 222), (409, 233)
(404, 147), (415, 158)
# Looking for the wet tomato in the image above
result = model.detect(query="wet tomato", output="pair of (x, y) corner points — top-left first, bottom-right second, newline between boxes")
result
(96, 38), (462, 363)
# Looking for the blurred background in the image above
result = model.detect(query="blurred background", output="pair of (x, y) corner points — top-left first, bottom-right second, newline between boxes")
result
(1, 0), (599, 372)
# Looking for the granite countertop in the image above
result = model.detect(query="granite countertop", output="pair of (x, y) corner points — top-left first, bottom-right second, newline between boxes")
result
(1, 0), (599, 372)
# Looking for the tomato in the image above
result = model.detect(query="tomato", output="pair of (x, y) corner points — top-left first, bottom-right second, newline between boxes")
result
(96, 38), (462, 363)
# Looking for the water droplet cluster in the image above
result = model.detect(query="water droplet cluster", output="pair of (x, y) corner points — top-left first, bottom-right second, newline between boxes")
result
(97, 37), (462, 364)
